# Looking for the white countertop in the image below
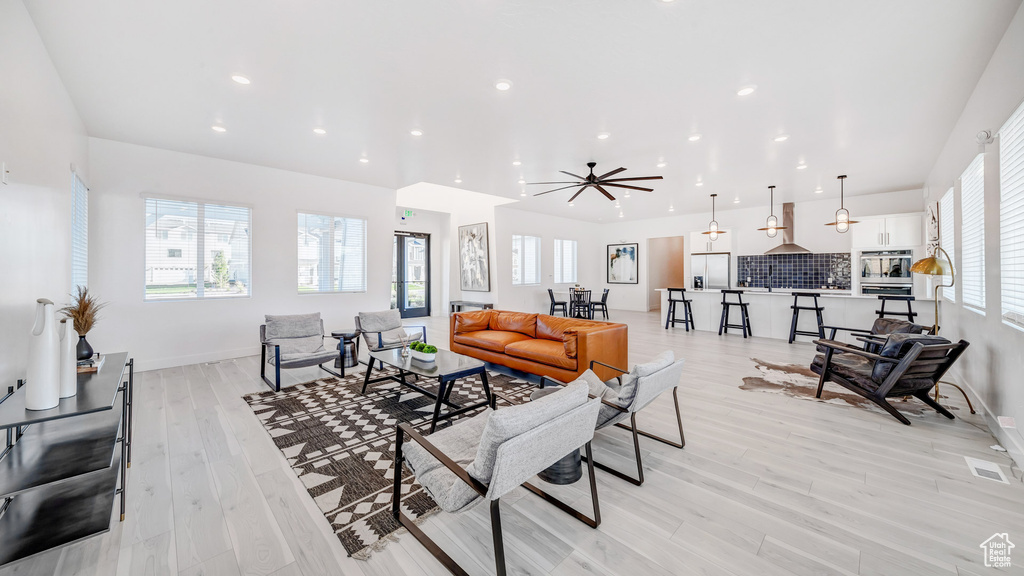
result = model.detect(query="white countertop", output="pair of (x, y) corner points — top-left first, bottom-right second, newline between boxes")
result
(655, 288), (933, 302)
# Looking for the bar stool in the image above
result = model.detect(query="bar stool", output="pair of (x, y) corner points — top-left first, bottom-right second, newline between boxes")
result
(664, 288), (694, 331)
(788, 292), (825, 344)
(719, 290), (752, 338)
(876, 295), (917, 321)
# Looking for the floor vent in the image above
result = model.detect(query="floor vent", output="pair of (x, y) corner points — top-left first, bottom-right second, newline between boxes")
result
(965, 456), (1010, 484)
(205, 361), (222, 365)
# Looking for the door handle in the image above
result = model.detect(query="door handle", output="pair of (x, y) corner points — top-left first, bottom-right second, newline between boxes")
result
(878, 233), (883, 245)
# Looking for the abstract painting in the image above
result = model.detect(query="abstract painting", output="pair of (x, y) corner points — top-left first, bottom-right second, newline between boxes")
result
(607, 243), (638, 284)
(459, 222), (490, 291)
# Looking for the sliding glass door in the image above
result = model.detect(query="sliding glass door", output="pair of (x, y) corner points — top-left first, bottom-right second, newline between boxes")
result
(392, 232), (430, 318)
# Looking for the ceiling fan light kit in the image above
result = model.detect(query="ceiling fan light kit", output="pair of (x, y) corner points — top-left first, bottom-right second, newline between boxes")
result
(824, 174), (859, 233)
(528, 161), (663, 202)
(701, 193), (727, 241)
(756, 185), (788, 238)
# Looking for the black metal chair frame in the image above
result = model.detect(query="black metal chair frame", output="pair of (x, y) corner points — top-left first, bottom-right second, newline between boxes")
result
(547, 288), (568, 317)
(540, 360), (685, 486)
(876, 295), (917, 321)
(719, 290), (752, 338)
(259, 322), (342, 393)
(392, 416), (601, 576)
(789, 292), (825, 343)
(590, 289), (610, 320)
(813, 338), (969, 425)
(569, 289), (593, 319)
(665, 287), (694, 331)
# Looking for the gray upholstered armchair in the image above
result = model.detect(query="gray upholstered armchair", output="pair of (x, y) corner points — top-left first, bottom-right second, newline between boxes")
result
(393, 381), (601, 576)
(542, 350), (687, 486)
(260, 313), (341, 392)
(355, 309), (426, 368)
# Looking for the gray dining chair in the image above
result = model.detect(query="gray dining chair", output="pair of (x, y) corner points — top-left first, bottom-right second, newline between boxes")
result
(393, 381), (601, 576)
(259, 312), (341, 392)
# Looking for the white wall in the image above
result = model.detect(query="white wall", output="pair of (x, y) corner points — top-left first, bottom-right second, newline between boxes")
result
(595, 189), (925, 311)
(394, 207), (450, 316)
(922, 3), (1024, 465)
(0, 0), (90, 386)
(88, 138), (396, 370)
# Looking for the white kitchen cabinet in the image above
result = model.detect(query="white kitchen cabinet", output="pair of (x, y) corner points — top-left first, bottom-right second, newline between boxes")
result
(851, 213), (922, 249)
(689, 229), (732, 253)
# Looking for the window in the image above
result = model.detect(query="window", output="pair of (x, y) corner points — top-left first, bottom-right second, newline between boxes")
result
(145, 197), (251, 300)
(511, 235), (541, 285)
(553, 239), (577, 284)
(1000, 100), (1024, 328)
(939, 187), (955, 302)
(960, 154), (985, 312)
(297, 212), (366, 293)
(71, 172), (88, 289)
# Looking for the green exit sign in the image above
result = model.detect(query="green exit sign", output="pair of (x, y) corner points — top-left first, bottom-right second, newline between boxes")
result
(403, 210), (414, 218)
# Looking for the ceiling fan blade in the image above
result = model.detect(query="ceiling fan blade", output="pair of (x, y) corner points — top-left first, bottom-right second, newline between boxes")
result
(594, 184), (616, 201)
(559, 171), (587, 180)
(568, 185), (590, 202)
(597, 167), (627, 180)
(532, 184), (586, 196)
(601, 182), (654, 192)
(601, 176), (664, 182)
(526, 181), (580, 185)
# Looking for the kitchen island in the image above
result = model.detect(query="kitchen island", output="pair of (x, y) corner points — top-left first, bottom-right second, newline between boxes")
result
(656, 288), (936, 341)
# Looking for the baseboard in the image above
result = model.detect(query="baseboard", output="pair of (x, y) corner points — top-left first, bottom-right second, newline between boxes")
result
(132, 346), (259, 372)
(946, 369), (1024, 471)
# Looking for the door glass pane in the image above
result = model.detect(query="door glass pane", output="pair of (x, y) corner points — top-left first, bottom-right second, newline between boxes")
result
(404, 237), (427, 309)
(391, 236), (398, 309)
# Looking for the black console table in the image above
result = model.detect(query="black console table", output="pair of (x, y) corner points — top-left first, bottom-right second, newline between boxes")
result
(0, 352), (133, 567)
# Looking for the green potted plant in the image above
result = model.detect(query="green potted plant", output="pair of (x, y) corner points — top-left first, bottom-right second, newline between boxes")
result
(60, 286), (107, 360)
(408, 341), (437, 362)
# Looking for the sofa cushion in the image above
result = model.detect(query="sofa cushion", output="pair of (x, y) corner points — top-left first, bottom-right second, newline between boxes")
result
(489, 312), (538, 338)
(453, 330), (532, 353)
(810, 352), (878, 392)
(562, 329), (579, 359)
(870, 317), (927, 336)
(871, 333), (950, 384)
(265, 313), (321, 340)
(357, 310), (402, 333)
(537, 315), (590, 341)
(616, 350), (674, 408)
(504, 339), (577, 370)
(454, 310), (494, 334)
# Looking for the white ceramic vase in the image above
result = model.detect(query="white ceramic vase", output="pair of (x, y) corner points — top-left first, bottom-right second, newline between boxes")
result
(26, 298), (60, 410)
(59, 319), (79, 398)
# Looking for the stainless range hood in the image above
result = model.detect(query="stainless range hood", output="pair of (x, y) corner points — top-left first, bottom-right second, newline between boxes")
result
(765, 202), (811, 254)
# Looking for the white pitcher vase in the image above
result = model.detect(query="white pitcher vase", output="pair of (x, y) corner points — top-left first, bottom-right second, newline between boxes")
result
(26, 298), (60, 410)
(59, 319), (79, 398)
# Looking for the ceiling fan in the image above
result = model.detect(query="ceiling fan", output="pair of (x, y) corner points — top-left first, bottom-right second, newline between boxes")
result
(528, 161), (663, 202)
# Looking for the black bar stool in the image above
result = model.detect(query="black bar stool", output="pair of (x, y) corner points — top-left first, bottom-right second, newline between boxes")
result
(664, 288), (694, 331)
(789, 292), (825, 343)
(876, 295), (917, 321)
(719, 290), (752, 338)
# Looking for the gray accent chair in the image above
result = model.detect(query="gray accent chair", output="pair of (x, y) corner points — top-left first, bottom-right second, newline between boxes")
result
(354, 309), (426, 368)
(542, 350), (687, 486)
(393, 381), (601, 576)
(260, 313), (341, 392)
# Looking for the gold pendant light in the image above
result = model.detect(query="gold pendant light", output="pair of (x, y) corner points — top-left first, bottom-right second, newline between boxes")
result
(824, 174), (859, 232)
(756, 185), (787, 238)
(701, 193), (727, 241)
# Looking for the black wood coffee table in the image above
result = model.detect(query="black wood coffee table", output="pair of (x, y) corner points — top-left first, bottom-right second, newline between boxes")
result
(363, 348), (492, 433)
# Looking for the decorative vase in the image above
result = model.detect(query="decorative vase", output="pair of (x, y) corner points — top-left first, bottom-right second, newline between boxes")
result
(59, 319), (79, 398)
(77, 334), (94, 361)
(26, 298), (60, 411)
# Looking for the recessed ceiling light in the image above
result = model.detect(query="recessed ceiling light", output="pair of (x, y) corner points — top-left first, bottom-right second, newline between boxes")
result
(512, 161), (521, 166)
(815, 187), (823, 193)
(517, 179), (526, 184)
(359, 158), (369, 164)
(619, 212), (624, 218)
(568, 202), (574, 207)
(668, 205), (675, 212)
(231, 75), (250, 85)
(688, 134), (702, 142)
(312, 128), (326, 135)
(597, 133), (610, 140)
(656, 162), (667, 168)
(495, 79), (512, 91)
(625, 192), (631, 198)
(696, 181), (704, 187)
(211, 125), (226, 133)
(733, 197), (741, 204)
(796, 164), (808, 170)
(520, 191), (527, 197)
(410, 129), (423, 136)
(454, 178), (462, 183)
(773, 134), (789, 142)
(737, 85), (757, 96)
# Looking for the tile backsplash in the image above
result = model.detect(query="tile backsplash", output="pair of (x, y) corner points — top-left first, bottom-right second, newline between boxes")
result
(737, 253), (852, 290)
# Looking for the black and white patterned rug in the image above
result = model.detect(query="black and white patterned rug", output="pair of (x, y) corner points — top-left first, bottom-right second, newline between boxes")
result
(242, 366), (535, 558)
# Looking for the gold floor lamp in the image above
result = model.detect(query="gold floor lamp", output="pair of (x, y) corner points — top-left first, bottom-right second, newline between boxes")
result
(910, 247), (976, 413)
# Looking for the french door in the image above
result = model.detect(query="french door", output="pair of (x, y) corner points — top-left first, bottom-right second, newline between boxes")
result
(392, 232), (430, 318)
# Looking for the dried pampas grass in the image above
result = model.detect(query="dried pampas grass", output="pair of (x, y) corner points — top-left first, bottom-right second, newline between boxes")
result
(60, 286), (107, 335)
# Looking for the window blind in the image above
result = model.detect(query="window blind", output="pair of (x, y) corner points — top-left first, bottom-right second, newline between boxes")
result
(71, 172), (88, 289)
(297, 212), (366, 293)
(1000, 99), (1024, 328)
(145, 198), (251, 300)
(511, 234), (541, 285)
(939, 187), (955, 302)
(553, 239), (577, 284)
(960, 154), (985, 312)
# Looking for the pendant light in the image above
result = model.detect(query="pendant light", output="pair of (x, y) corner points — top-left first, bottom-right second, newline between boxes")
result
(825, 174), (859, 233)
(756, 185), (787, 238)
(701, 193), (727, 241)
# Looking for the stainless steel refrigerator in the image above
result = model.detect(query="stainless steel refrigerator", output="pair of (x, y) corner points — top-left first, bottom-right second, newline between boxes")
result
(691, 252), (730, 290)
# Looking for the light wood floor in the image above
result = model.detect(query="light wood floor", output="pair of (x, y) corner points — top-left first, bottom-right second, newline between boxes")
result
(6, 310), (1024, 576)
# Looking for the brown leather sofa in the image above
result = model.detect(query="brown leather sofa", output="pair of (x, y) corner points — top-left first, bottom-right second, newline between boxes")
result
(449, 310), (628, 382)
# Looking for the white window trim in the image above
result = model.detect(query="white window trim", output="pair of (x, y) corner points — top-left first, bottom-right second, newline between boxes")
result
(297, 210), (368, 294)
(999, 98), (1024, 331)
(959, 154), (986, 314)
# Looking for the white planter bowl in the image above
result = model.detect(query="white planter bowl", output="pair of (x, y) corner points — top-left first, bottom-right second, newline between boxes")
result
(410, 349), (436, 362)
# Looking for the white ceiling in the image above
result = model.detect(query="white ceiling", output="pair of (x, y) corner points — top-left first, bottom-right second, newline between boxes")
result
(24, 0), (1021, 222)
